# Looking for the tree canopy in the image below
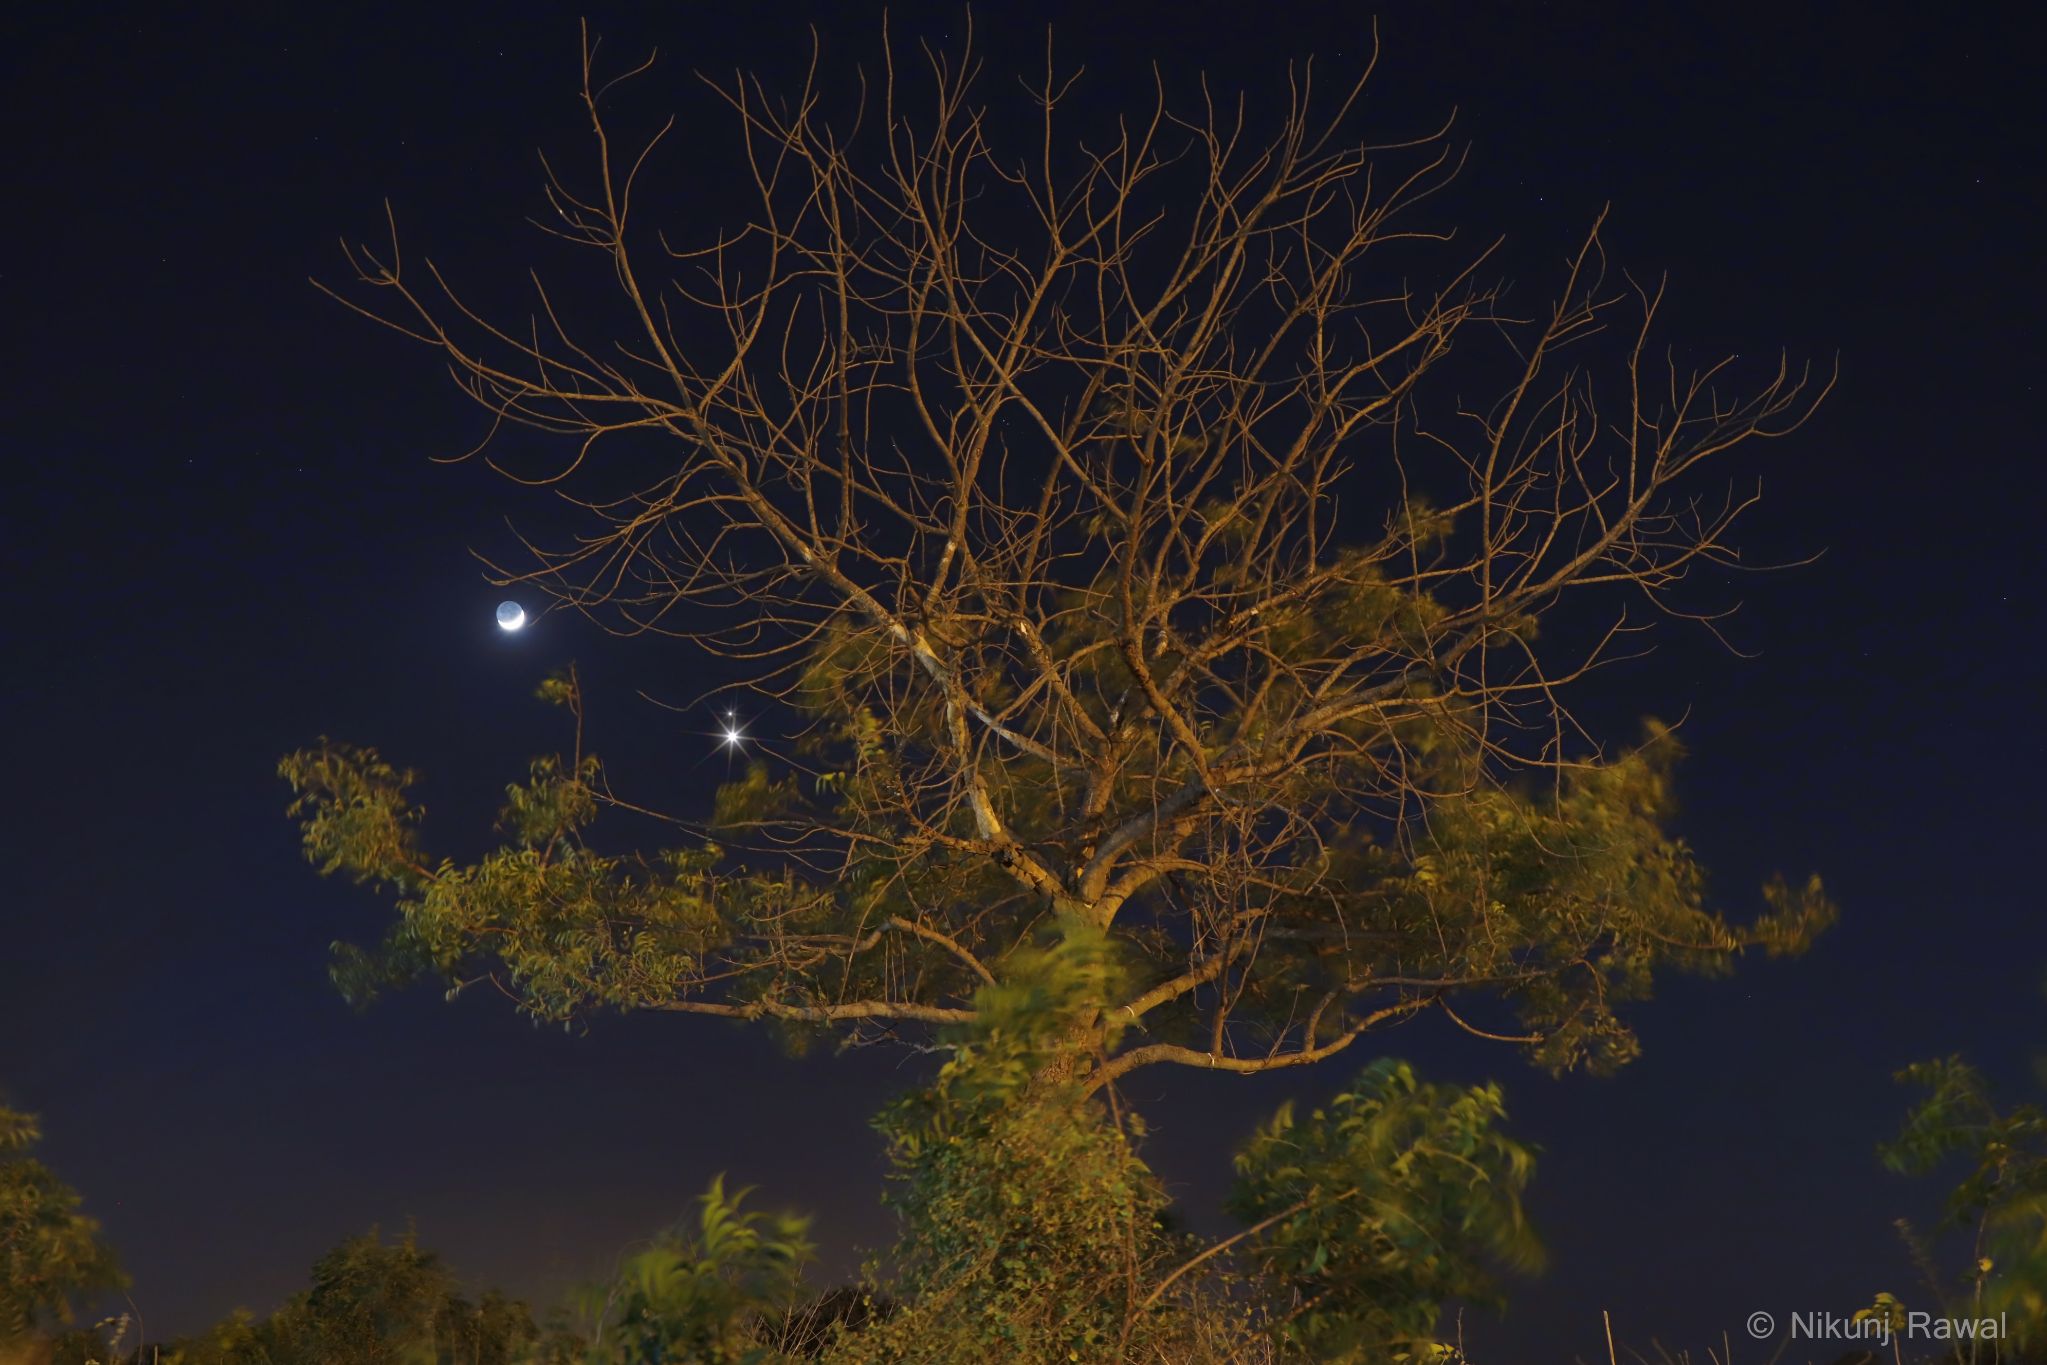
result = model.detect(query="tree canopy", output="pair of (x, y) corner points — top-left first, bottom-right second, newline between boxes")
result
(288, 22), (1831, 1091)
(0, 1105), (124, 1346)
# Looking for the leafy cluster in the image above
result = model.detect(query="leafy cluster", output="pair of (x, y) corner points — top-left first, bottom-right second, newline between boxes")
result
(1354, 725), (1834, 1076)
(0, 1105), (124, 1344)
(280, 698), (1832, 1080)
(282, 736), (732, 1022)
(842, 924), (1184, 1363)
(165, 1228), (539, 1365)
(1877, 1056), (2047, 1345)
(536, 1178), (815, 1365)
(1230, 1060), (1541, 1361)
(149, 1187), (812, 1365)
(841, 929), (1542, 1362)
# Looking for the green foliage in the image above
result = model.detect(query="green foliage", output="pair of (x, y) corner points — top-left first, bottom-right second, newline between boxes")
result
(285, 606), (1833, 1091)
(843, 926), (1181, 1363)
(566, 1177), (814, 1365)
(164, 1184), (815, 1365)
(269, 650), (1818, 1365)
(1884, 1058), (2047, 1217)
(0, 1105), (125, 1343)
(164, 1308), (271, 1365)
(279, 742), (426, 887)
(918, 915), (1131, 1107)
(282, 662), (1834, 1112)
(165, 1190), (820, 1365)
(280, 742), (737, 1022)
(1371, 724), (1836, 1075)
(135, 1039), (1537, 1365)
(1853, 1290), (1910, 1335)
(1882, 1056), (2047, 1345)
(830, 932), (1542, 1363)
(1229, 1060), (1541, 1362)
(166, 1228), (538, 1365)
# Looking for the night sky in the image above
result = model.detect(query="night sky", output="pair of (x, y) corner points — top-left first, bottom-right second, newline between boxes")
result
(5, 3), (2043, 1359)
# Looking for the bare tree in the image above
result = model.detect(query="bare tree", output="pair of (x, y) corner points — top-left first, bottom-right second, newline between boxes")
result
(286, 20), (1834, 1093)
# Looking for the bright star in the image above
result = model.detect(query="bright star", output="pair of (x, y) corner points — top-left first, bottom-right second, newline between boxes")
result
(721, 725), (744, 748)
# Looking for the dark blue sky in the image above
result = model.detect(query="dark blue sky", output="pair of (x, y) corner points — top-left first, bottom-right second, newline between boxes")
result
(4, 3), (2043, 1359)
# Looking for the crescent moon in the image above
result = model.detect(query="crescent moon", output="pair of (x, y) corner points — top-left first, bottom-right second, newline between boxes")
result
(496, 602), (527, 632)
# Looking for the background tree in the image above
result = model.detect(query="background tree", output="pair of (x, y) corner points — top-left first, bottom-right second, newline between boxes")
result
(288, 17), (1831, 1097)
(167, 1228), (540, 1365)
(0, 1105), (124, 1349)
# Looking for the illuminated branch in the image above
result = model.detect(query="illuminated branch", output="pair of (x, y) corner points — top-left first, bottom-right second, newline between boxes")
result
(308, 19), (1834, 1085)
